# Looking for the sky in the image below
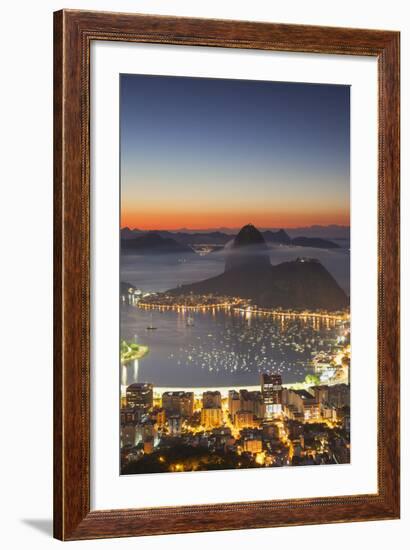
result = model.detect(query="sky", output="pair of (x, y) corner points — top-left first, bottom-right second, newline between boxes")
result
(120, 74), (350, 231)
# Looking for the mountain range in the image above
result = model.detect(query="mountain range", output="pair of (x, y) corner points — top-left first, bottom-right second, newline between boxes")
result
(121, 232), (194, 254)
(120, 227), (340, 251)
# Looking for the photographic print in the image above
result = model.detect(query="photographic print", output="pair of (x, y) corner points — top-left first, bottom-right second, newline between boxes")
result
(119, 74), (351, 475)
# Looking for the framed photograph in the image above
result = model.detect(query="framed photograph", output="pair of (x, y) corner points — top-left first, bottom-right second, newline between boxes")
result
(54, 10), (400, 540)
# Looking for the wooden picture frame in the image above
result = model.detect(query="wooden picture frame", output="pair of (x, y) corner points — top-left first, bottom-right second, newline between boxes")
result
(54, 9), (400, 540)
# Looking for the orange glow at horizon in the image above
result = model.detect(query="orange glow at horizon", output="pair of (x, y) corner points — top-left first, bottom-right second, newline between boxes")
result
(121, 209), (350, 230)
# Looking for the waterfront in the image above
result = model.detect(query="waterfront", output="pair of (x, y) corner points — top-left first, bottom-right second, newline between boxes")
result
(121, 243), (350, 294)
(121, 303), (346, 388)
(120, 243), (349, 389)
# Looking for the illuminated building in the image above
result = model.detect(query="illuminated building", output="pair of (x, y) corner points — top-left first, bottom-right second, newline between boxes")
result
(239, 389), (264, 418)
(243, 437), (263, 454)
(234, 410), (258, 429)
(261, 373), (282, 418)
(244, 439), (262, 454)
(126, 382), (153, 412)
(152, 408), (166, 428)
(202, 390), (223, 429)
(202, 391), (222, 409)
(228, 390), (240, 417)
(291, 389), (320, 420)
(168, 414), (183, 436)
(136, 418), (158, 445)
(162, 391), (194, 418)
(303, 402), (321, 421)
(120, 407), (142, 424)
(282, 403), (304, 420)
(282, 389), (305, 416)
(201, 407), (223, 429)
(321, 405), (337, 421)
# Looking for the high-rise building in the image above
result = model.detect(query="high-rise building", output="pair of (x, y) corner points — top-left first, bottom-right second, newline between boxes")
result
(282, 388), (307, 417)
(261, 373), (282, 418)
(202, 391), (222, 409)
(162, 391), (194, 418)
(201, 407), (223, 429)
(153, 408), (166, 428)
(126, 383), (153, 412)
(120, 407), (143, 425)
(228, 390), (240, 418)
(239, 389), (264, 418)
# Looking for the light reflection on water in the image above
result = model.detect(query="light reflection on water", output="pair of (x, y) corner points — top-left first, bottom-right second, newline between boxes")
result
(121, 305), (339, 387)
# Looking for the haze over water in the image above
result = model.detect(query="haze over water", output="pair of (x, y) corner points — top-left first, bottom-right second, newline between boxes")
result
(121, 243), (350, 295)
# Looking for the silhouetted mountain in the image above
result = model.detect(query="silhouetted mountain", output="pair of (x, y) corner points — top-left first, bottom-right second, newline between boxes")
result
(285, 225), (349, 240)
(121, 232), (194, 255)
(121, 227), (144, 239)
(261, 229), (338, 248)
(291, 236), (339, 249)
(168, 224), (348, 310)
(224, 224), (271, 271)
(262, 229), (292, 245)
(121, 226), (344, 250)
(150, 225), (349, 239)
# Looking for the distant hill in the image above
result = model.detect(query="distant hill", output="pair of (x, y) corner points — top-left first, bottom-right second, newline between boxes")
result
(285, 225), (349, 240)
(121, 232), (194, 255)
(167, 224), (348, 310)
(121, 227), (144, 240)
(262, 229), (292, 245)
(291, 236), (339, 249)
(120, 227), (344, 249)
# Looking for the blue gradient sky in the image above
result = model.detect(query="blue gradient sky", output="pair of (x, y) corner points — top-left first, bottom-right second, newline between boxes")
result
(120, 74), (350, 230)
